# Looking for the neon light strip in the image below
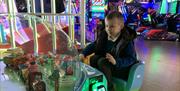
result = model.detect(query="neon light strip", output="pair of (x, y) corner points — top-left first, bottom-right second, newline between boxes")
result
(148, 14), (152, 22)
(91, 6), (105, 12)
(140, 2), (149, 4)
(0, 24), (3, 43)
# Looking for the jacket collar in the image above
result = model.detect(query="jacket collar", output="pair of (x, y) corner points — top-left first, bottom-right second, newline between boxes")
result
(108, 33), (121, 42)
(115, 26), (137, 43)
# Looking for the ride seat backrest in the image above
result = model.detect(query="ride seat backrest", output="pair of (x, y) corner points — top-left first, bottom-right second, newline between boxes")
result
(126, 61), (145, 91)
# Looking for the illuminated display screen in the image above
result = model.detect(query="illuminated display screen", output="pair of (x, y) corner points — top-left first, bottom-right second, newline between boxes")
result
(92, 12), (105, 19)
(91, 0), (105, 12)
(91, 6), (105, 12)
(91, 0), (105, 18)
(167, 0), (177, 3)
(168, 1), (177, 14)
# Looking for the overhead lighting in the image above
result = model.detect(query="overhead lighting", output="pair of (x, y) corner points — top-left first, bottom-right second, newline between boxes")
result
(126, 0), (133, 3)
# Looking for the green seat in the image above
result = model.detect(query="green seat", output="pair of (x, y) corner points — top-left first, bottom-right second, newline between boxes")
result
(112, 61), (145, 91)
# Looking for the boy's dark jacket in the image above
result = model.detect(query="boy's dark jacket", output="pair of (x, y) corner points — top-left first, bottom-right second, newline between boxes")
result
(82, 26), (137, 68)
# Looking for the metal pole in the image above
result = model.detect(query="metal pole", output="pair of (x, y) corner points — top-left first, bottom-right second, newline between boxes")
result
(72, 16), (75, 43)
(51, 0), (57, 54)
(80, 0), (86, 48)
(26, 0), (32, 28)
(32, 0), (38, 55)
(68, 0), (74, 42)
(27, 0), (31, 13)
(7, 0), (16, 48)
(12, 0), (25, 42)
(40, 0), (45, 19)
(72, 1), (75, 43)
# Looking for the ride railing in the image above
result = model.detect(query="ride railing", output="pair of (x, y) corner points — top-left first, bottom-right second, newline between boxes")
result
(0, 0), (86, 54)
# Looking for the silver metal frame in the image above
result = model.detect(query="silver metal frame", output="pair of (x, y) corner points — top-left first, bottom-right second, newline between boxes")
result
(5, 0), (86, 54)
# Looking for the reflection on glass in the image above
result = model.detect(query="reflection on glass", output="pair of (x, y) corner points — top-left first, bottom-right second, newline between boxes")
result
(0, 14), (80, 91)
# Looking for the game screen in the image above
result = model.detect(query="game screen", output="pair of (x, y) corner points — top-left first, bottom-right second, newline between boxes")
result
(168, 1), (178, 14)
(91, 0), (105, 19)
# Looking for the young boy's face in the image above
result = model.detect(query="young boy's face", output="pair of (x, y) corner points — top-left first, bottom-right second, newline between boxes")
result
(105, 17), (124, 38)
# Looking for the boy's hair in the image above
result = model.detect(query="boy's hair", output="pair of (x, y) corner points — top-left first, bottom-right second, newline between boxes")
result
(106, 11), (124, 21)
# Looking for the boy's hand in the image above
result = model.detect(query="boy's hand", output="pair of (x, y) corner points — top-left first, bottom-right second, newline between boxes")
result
(106, 53), (116, 65)
(79, 54), (85, 61)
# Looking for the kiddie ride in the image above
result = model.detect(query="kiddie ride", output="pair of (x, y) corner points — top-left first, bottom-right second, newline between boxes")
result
(0, 14), (107, 91)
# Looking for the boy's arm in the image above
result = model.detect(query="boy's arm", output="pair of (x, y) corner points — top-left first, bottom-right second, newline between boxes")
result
(82, 42), (96, 57)
(115, 41), (137, 68)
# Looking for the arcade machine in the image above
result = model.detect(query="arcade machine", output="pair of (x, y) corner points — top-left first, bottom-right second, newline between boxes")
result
(177, 1), (180, 13)
(177, 15), (180, 42)
(0, 1), (10, 44)
(118, 2), (128, 22)
(107, 0), (131, 24)
(138, 0), (179, 41)
(0, 14), (108, 91)
(107, 0), (119, 12)
(86, 0), (106, 41)
(0, 0), (30, 47)
(15, 0), (27, 12)
(0, 23), (6, 43)
(167, 0), (178, 14)
(90, 0), (106, 20)
(166, 0), (179, 33)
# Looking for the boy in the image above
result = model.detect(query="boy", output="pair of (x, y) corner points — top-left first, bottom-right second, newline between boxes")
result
(80, 11), (137, 91)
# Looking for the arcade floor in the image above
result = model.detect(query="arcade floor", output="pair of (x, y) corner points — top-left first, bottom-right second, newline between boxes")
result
(135, 38), (180, 91)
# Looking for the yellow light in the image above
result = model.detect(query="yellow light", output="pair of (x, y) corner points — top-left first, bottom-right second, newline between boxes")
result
(126, 0), (133, 3)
